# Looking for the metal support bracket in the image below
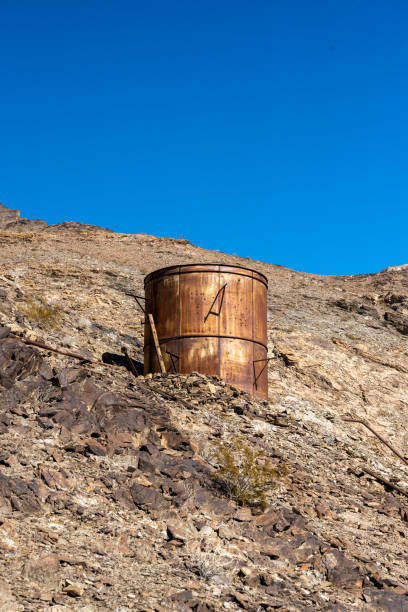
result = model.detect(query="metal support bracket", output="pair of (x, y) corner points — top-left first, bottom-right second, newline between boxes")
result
(121, 346), (139, 378)
(133, 295), (151, 314)
(204, 284), (227, 323)
(129, 294), (151, 315)
(253, 358), (272, 388)
(164, 350), (179, 373)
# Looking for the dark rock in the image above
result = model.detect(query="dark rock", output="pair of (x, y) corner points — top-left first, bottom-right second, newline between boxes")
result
(0, 338), (42, 388)
(95, 400), (146, 435)
(194, 487), (235, 517)
(147, 428), (162, 445)
(193, 604), (216, 612)
(259, 541), (281, 559)
(0, 378), (45, 415)
(38, 361), (54, 380)
(255, 507), (305, 535)
(53, 409), (75, 431)
(384, 293), (407, 306)
(0, 474), (42, 514)
(161, 430), (194, 452)
(106, 432), (135, 454)
(0, 413), (11, 427)
(39, 407), (58, 417)
(130, 483), (168, 512)
(40, 468), (72, 491)
(36, 416), (54, 430)
(113, 486), (135, 510)
(38, 382), (62, 403)
(28, 479), (49, 502)
(267, 414), (291, 427)
(85, 440), (107, 456)
(138, 451), (159, 474)
(57, 367), (87, 387)
(322, 548), (364, 590)
(384, 311), (408, 335)
(139, 442), (160, 456)
(237, 567), (260, 586)
(0, 327), (10, 339)
(362, 588), (408, 611)
(160, 461), (181, 479)
(167, 523), (188, 542)
(332, 298), (378, 318)
(230, 591), (258, 611)
(279, 533), (320, 567)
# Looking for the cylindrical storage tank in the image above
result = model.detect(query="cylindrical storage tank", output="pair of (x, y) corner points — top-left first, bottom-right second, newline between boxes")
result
(144, 264), (268, 399)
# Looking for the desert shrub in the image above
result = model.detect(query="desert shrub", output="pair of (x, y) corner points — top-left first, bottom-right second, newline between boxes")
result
(186, 545), (226, 581)
(21, 299), (62, 329)
(212, 438), (287, 508)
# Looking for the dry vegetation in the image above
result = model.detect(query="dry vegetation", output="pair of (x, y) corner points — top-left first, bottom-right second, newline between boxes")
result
(212, 438), (288, 508)
(21, 298), (62, 329)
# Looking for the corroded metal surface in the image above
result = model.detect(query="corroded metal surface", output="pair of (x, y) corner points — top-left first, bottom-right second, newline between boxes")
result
(144, 264), (268, 399)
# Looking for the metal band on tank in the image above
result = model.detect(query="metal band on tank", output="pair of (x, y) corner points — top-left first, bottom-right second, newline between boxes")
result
(146, 334), (268, 351)
(144, 263), (268, 287)
(146, 269), (268, 289)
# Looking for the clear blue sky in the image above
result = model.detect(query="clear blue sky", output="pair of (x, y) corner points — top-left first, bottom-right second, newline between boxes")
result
(1, 1), (406, 275)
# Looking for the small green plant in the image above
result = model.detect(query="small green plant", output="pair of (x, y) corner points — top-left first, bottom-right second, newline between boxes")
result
(212, 438), (287, 508)
(21, 299), (62, 329)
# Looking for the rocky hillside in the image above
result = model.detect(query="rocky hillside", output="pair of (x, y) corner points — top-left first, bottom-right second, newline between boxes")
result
(0, 202), (408, 611)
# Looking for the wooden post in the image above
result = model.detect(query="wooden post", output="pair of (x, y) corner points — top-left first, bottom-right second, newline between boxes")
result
(148, 313), (166, 374)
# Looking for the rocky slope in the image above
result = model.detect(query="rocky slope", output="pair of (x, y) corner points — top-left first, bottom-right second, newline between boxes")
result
(0, 202), (408, 611)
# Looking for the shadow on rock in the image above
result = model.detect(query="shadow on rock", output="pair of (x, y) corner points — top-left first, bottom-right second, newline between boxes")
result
(102, 351), (144, 374)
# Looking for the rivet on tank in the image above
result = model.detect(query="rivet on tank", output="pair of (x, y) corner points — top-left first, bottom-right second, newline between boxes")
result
(143, 264), (269, 400)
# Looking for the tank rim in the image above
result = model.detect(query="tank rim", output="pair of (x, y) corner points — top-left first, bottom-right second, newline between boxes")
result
(144, 263), (268, 285)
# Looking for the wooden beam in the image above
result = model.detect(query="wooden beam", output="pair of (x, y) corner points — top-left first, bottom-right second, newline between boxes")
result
(148, 313), (166, 374)
(9, 333), (102, 364)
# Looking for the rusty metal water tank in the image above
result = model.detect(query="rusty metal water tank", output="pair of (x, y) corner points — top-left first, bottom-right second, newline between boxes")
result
(144, 264), (268, 399)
